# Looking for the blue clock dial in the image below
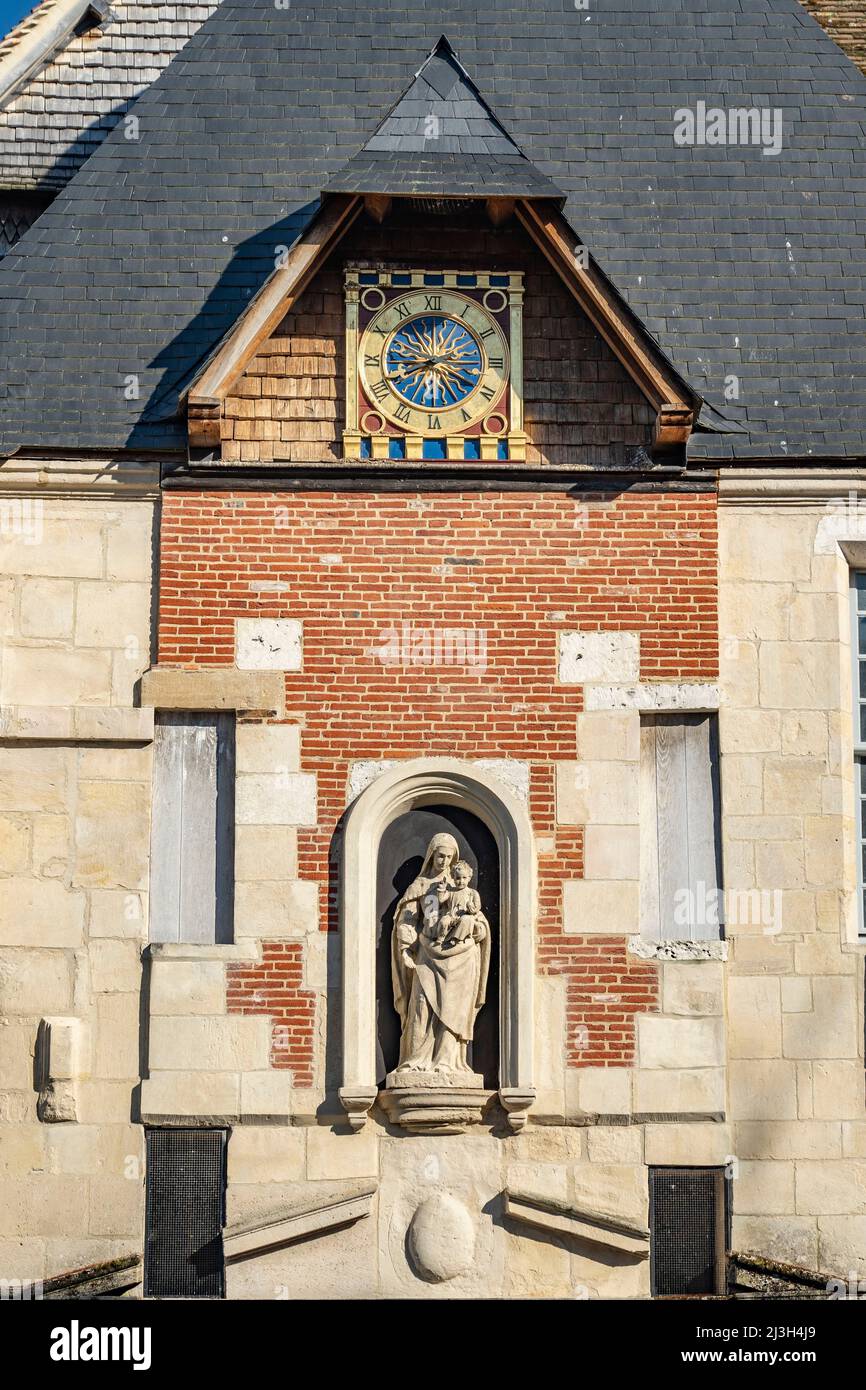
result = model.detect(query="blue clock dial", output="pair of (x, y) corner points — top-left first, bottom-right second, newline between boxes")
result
(384, 315), (483, 410)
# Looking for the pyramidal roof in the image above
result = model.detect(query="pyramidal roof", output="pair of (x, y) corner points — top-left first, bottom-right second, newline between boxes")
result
(325, 37), (564, 200)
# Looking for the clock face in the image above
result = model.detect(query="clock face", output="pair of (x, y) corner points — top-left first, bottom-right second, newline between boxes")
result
(359, 289), (509, 435)
(385, 315), (482, 410)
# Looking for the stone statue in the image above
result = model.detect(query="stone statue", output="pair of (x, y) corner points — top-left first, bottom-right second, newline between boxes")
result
(391, 832), (490, 1076)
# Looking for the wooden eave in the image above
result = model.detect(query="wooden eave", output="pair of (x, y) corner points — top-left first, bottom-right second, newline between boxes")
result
(515, 199), (698, 450)
(184, 193), (363, 447)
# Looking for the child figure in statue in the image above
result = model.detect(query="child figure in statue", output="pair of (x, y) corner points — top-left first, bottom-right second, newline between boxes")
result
(438, 861), (487, 949)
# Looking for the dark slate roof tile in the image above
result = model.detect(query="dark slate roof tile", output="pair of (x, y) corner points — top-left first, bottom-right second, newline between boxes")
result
(1, 0), (866, 459)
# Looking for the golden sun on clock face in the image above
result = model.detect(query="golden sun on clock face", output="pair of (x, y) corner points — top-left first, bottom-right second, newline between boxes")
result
(359, 289), (510, 436)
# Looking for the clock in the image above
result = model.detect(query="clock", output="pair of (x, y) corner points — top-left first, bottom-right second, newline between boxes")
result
(344, 269), (525, 461)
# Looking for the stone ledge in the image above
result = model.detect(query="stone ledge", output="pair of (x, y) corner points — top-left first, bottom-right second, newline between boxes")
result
(144, 943), (262, 964)
(224, 1179), (377, 1262)
(585, 682), (720, 712)
(628, 937), (728, 961)
(140, 667), (285, 716)
(504, 1190), (649, 1257)
(0, 705), (154, 743)
(0, 456), (160, 498)
(533, 1109), (727, 1125)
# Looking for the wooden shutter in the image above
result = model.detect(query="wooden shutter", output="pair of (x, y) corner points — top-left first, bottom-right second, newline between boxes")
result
(640, 713), (722, 940)
(149, 712), (235, 944)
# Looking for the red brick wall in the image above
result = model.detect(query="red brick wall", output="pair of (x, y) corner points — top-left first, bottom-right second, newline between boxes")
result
(158, 487), (718, 1080)
(226, 942), (316, 1087)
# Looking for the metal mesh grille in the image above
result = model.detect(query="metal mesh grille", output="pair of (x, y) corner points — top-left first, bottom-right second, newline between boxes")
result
(144, 1129), (226, 1299)
(650, 1167), (722, 1296)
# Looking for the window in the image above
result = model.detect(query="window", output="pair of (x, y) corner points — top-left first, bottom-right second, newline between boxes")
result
(640, 713), (723, 940)
(649, 1167), (727, 1297)
(852, 574), (866, 936)
(144, 1128), (227, 1298)
(149, 712), (235, 943)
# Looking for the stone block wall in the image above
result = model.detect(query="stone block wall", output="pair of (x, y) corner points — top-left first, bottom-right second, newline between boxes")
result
(718, 485), (866, 1276)
(0, 482), (156, 1283)
(3, 454), (864, 1295)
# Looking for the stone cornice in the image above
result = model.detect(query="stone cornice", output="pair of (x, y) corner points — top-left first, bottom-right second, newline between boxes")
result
(0, 456), (161, 499)
(718, 466), (866, 504)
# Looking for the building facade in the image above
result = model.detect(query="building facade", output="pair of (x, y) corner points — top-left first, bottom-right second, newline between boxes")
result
(1, 0), (866, 1300)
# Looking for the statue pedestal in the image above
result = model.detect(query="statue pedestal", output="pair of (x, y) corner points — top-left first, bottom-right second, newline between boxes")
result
(380, 1069), (490, 1134)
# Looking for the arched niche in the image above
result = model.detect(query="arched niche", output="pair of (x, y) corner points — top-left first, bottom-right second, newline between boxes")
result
(339, 758), (536, 1132)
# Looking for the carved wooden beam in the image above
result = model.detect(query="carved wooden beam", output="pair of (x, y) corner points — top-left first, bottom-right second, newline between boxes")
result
(187, 397), (222, 450)
(654, 403), (695, 450)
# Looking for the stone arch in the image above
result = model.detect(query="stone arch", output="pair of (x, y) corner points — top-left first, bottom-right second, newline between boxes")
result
(338, 758), (536, 1131)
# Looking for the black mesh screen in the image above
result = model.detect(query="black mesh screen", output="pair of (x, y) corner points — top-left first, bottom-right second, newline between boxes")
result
(144, 1129), (226, 1298)
(650, 1167), (723, 1296)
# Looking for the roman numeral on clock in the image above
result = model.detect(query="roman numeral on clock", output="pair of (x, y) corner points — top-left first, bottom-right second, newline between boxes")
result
(480, 386), (495, 402)
(488, 357), (504, 369)
(428, 415), (442, 430)
(395, 301), (411, 320)
(395, 404), (411, 422)
(370, 379), (389, 402)
(424, 295), (441, 311)
(364, 355), (378, 368)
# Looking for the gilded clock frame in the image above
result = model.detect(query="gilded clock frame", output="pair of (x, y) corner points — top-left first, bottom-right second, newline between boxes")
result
(344, 267), (526, 461)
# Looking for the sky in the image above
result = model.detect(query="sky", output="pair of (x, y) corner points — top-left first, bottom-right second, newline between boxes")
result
(0, 0), (37, 41)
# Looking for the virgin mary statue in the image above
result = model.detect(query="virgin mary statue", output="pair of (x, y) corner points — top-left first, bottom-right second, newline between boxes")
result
(390, 832), (490, 1076)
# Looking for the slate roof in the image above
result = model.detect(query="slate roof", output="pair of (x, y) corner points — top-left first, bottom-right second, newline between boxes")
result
(1, 0), (865, 460)
(326, 149), (563, 199)
(0, 0), (217, 192)
(325, 38), (563, 200)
